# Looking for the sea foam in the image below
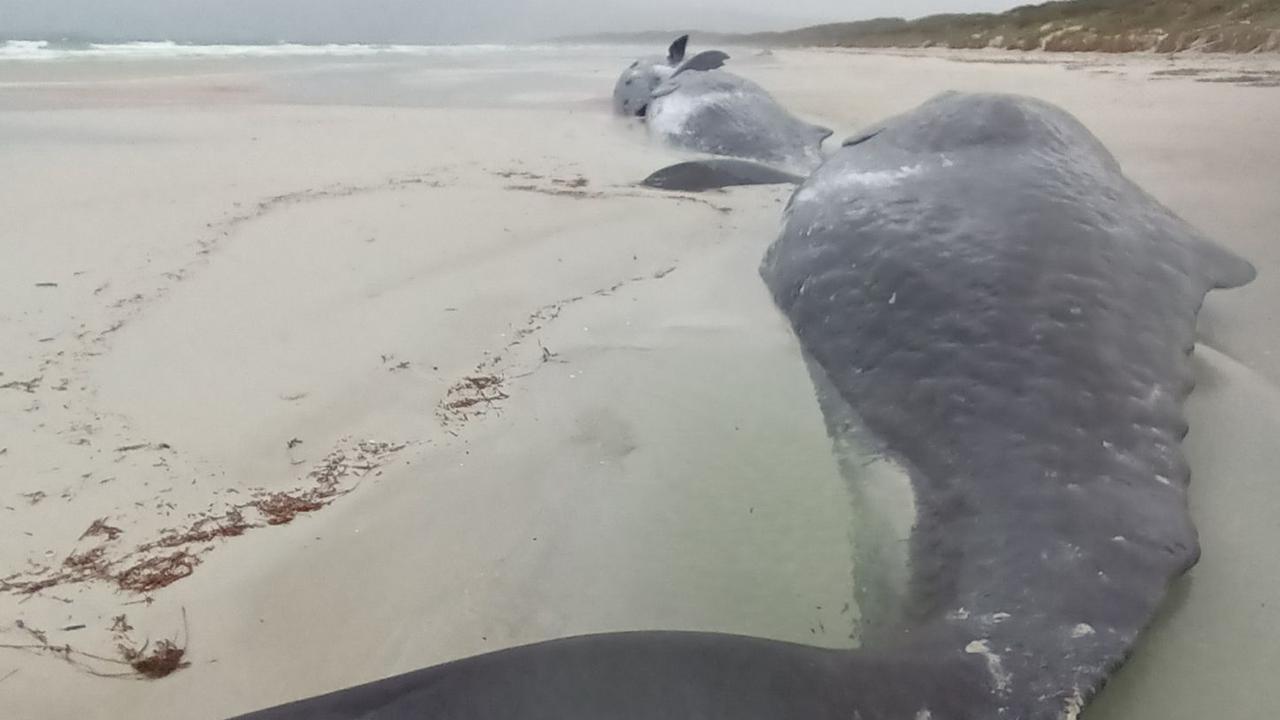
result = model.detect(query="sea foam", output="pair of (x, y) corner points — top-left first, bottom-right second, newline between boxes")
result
(0, 40), (578, 62)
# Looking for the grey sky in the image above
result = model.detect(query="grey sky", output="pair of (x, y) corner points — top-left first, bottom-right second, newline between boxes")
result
(1, 1), (1027, 44)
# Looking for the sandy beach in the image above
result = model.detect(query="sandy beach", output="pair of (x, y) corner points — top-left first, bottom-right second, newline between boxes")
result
(1, 45), (1278, 719)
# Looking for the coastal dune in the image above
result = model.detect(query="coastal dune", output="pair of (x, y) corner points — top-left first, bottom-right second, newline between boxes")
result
(1, 45), (1278, 719)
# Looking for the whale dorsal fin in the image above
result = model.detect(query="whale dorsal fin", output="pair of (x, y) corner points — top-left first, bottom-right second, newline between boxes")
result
(667, 35), (689, 65)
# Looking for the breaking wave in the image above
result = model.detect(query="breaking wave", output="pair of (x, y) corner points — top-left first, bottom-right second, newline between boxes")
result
(0, 40), (578, 61)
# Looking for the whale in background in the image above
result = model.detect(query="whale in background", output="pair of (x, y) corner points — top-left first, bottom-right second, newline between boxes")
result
(615, 36), (831, 172)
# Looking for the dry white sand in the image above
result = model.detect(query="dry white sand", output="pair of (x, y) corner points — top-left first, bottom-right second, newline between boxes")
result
(0, 46), (1277, 719)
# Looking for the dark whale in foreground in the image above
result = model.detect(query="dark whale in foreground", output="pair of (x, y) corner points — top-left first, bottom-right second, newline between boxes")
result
(233, 93), (1255, 719)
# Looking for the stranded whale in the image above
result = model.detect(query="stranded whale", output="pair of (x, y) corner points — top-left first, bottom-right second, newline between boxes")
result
(233, 93), (1255, 720)
(617, 37), (831, 172)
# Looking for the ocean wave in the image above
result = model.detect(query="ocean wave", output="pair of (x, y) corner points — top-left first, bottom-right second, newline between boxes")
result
(0, 40), (587, 61)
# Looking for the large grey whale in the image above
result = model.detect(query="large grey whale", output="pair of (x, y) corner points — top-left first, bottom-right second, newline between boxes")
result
(759, 91), (1256, 716)
(232, 93), (1255, 719)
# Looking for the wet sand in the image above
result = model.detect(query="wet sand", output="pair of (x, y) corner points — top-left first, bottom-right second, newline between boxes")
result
(1, 46), (1277, 719)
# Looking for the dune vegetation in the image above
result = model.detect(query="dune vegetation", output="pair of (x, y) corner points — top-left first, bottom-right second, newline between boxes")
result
(572, 0), (1280, 53)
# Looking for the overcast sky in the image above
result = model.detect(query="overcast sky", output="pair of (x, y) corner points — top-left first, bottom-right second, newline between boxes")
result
(1, 1), (1028, 43)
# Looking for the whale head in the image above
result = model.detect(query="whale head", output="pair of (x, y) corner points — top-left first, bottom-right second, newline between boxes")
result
(612, 35), (688, 117)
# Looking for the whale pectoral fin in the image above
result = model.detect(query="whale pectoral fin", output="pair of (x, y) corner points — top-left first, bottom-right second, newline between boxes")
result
(1197, 238), (1258, 290)
(842, 128), (884, 148)
(1166, 215), (1259, 290)
(667, 34), (689, 64)
(672, 50), (730, 77)
(642, 160), (804, 192)
(651, 79), (680, 99)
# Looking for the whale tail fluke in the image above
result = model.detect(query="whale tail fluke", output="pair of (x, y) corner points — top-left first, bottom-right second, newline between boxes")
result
(671, 50), (730, 78)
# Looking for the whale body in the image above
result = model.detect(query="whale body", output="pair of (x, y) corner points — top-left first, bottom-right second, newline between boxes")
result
(615, 37), (831, 172)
